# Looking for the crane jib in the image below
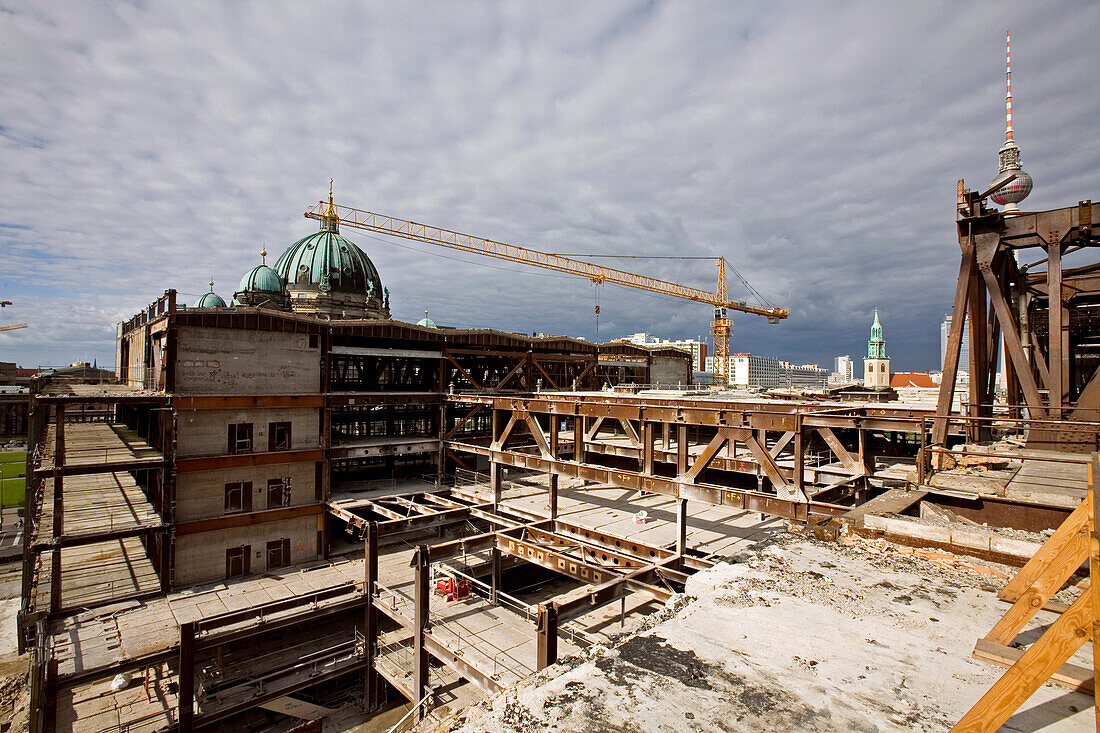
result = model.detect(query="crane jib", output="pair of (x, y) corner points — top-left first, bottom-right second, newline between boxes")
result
(305, 200), (788, 387)
(304, 203), (789, 321)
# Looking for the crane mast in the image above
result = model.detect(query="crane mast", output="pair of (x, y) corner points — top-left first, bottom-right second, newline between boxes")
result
(304, 200), (788, 386)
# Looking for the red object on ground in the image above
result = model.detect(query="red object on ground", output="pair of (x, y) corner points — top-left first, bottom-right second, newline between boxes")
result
(434, 578), (472, 601)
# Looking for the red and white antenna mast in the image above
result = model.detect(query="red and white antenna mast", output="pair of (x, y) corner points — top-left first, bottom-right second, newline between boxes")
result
(990, 29), (1032, 213)
(1004, 29), (1014, 144)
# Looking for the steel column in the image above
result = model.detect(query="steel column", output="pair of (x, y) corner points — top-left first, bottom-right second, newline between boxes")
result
(49, 404), (65, 616)
(490, 547), (502, 605)
(412, 546), (431, 721)
(364, 522), (381, 711)
(677, 498), (688, 556)
(536, 602), (559, 670)
(178, 621), (195, 732)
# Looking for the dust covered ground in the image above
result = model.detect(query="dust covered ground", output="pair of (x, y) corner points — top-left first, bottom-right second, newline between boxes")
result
(431, 533), (1093, 732)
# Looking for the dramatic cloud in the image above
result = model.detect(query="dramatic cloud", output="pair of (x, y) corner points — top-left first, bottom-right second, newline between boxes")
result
(1, 1), (1097, 370)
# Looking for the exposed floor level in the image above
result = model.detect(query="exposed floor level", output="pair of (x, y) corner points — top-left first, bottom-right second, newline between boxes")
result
(47, 480), (781, 731)
(441, 533), (1094, 733)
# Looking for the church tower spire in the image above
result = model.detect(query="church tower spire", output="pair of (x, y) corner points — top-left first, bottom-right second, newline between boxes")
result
(864, 309), (890, 389)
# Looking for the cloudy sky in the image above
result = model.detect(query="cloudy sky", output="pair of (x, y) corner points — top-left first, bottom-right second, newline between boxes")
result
(2, 1), (1097, 371)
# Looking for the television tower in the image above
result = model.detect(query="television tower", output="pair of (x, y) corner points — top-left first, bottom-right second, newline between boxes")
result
(989, 30), (1033, 214)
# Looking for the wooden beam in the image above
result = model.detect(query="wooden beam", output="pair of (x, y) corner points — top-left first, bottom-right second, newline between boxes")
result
(1000, 500), (1088, 602)
(983, 527), (1086, 646)
(950, 587), (1092, 732)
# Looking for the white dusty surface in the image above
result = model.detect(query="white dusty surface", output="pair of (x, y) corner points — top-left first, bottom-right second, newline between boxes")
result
(433, 535), (1093, 732)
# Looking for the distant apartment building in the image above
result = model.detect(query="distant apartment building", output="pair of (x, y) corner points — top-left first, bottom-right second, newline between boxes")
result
(941, 314), (970, 370)
(706, 353), (829, 390)
(621, 332), (708, 372)
(833, 355), (854, 382)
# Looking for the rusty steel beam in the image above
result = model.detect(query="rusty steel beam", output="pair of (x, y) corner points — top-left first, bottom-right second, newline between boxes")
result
(422, 631), (504, 695)
(445, 393), (934, 433)
(174, 395), (325, 410)
(175, 449), (323, 473)
(449, 440), (847, 521)
(175, 504), (322, 535)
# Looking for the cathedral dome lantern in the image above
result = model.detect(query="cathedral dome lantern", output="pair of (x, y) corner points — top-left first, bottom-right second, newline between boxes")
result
(270, 181), (390, 320)
(194, 281), (227, 308)
(234, 249), (290, 309)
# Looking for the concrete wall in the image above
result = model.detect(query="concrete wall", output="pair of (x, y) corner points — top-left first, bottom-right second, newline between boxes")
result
(175, 461), (318, 521)
(173, 514), (322, 586)
(175, 327), (320, 395)
(650, 354), (691, 387)
(176, 407), (319, 457)
(118, 328), (149, 389)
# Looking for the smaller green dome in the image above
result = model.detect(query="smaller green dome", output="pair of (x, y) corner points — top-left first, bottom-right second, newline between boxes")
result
(238, 264), (284, 294)
(195, 290), (227, 308)
(416, 311), (437, 328)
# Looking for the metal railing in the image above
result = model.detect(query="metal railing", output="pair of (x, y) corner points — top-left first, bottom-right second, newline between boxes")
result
(386, 687), (443, 733)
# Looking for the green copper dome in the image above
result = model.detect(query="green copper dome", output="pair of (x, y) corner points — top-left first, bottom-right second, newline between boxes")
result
(195, 291), (226, 308)
(238, 264), (284, 294)
(417, 316), (438, 328)
(273, 223), (383, 299)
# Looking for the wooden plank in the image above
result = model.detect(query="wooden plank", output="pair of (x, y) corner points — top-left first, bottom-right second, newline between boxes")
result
(1000, 500), (1088, 602)
(1088, 457), (1099, 725)
(841, 488), (927, 527)
(950, 587), (1092, 732)
(972, 638), (1093, 693)
(983, 528), (1087, 645)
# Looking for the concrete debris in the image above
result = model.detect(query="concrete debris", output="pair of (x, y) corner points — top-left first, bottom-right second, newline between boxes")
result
(427, 534), (1091, 732)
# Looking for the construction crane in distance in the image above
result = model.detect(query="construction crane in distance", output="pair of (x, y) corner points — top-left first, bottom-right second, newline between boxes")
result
(0, 300), (26, 332)
(304, 196), (789, 386)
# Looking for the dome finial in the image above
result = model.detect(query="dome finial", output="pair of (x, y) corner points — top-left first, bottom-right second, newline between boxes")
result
(209, 279), (215, 292)
(321, 179), (339, 232)
(261, 245), (267, 265)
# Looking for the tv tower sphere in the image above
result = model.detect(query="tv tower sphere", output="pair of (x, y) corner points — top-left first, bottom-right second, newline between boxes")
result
(990, 30), (1032, 212)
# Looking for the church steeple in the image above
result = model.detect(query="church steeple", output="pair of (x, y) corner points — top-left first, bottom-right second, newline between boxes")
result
(867, 309), (886, 359)
(864, 309), (890, 389)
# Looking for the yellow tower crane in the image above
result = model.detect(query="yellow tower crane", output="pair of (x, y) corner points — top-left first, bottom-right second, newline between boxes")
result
(304, 195), (788, 386)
